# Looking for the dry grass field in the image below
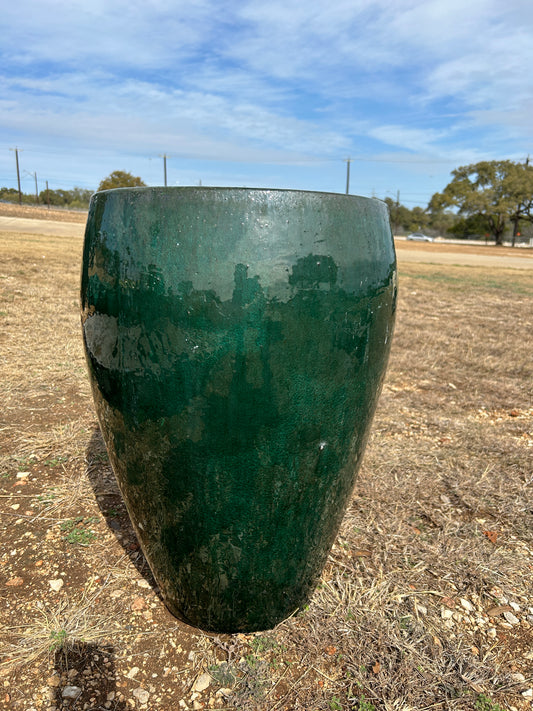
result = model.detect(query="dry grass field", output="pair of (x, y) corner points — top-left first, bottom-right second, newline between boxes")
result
(0, 221), (532, 711)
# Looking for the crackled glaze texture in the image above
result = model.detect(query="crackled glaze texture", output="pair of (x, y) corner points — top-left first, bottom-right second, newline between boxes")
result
(81, 187), (397, 632)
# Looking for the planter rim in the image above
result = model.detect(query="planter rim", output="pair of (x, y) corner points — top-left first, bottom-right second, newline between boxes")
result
(93, 185), (383, 203)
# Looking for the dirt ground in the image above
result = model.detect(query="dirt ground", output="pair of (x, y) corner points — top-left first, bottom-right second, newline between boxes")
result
(0, 219), (532, 711)
(394, 240), (533, 271)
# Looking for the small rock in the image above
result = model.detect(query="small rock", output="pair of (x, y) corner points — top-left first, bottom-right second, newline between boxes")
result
(487, 627), (497, 638)
(503, 610), (520, 625)
(49, 578), (64, 592)
(132, 687), (150, 704)
(460, 598), (474, 612)
(193, 701), (204, 710)
(47, 674), (61, 687)
(62, 686), (82, 699)
(521, 689), (533, 699)
(137, 579), (151, 589)
(511, 672), (526, 682)
(10, 504), (20, 510)
(441, 596), (456, 608)
(16, 472), (30, 478)
(486, 604), (513, 617)
(192, 672), (212, 693)
(441, 608), (454, 620)
(6, 577), (24, 587)
(131, 596), (147, 611)
(215, 688), (233, 698)
(415, 603), (427, 615)
(126, 667), (140, 679)
(509, 601), (521, 612)
(107, 691), (116, 701)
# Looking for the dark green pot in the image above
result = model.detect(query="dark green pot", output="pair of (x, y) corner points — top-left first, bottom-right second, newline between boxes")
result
(81, 187), (396, 632)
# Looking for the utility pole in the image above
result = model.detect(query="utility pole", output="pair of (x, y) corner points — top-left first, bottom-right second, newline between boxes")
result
(159, 154), (168, 187)
(10, 147), (22, 204)
(344, 158), (351, 194)
(25, 170), (38, 203)
(395, 189), (400, 235)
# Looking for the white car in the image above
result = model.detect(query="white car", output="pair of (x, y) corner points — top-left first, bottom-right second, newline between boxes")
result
(407, 232), (434, 242)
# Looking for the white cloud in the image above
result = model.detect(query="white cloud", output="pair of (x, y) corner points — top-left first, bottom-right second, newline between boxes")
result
(2, 0), (216, 68)
(366, 125), (450, 154)
(0, 71), (349, 161)
(2, 0), (533, 197)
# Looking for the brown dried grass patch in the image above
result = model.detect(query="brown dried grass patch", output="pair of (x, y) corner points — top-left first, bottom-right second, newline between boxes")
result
(0, 232), (532, 710)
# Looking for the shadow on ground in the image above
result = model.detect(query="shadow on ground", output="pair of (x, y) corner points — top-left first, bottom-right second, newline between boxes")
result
(53, 642), (130, 709)
(85, 426), (160, 598)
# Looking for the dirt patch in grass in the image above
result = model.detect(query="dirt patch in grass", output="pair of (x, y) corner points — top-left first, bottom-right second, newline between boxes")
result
(1, 229), (532, 710)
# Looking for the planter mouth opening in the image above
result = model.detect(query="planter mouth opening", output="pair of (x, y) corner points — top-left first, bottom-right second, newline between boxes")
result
(92, 185), (382, 203)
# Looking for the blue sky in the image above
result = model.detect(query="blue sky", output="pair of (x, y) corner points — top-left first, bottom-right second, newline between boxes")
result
(1, 0), (532, 207)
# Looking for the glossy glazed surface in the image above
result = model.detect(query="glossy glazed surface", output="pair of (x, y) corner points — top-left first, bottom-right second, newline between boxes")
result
(81, 187), (396, 631)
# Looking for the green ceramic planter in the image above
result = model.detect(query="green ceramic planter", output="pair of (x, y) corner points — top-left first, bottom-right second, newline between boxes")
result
(81, 187), (396, 632)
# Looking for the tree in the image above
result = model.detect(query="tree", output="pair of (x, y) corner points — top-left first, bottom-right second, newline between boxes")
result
(383, 197), (432, 234)
(447, 213), (492, 240)
(1, 185), (92, 208)
(68, 186), (93, 208)
(426, 193), (458, 235)
(97, 171), (146, 191)
(430, 160), (533, 245)
(505, 160), (533, 245)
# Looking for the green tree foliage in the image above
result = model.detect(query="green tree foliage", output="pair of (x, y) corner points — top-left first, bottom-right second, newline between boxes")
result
(505, 161), (533, 244)
(429, 160), (533, 245)
(383, 197), (431, 234)
(426, 193), (458, 235)
(38, 187), (92, 207)
(0, 187), (23, 202)
(0, 185), (92, 208)
(447, 213), (492, 239)
(68, 186), (94, 208)
(97, 170), (146, 191)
